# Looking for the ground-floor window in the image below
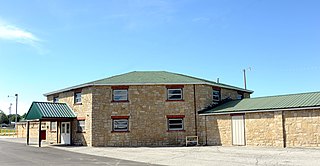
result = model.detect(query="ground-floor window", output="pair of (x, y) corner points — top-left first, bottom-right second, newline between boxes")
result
(77, 120), (85, 132)
(167, 115), (185, 131)
(50, 121), (57, 131)
(112, 116), (129, 132)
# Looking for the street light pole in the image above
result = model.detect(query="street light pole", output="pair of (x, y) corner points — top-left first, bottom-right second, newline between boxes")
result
(15, 94), (18, 129)
(8, 94), (18, 129)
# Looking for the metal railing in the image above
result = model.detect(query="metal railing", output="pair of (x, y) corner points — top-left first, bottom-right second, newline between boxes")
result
(0, 129), (17, 136)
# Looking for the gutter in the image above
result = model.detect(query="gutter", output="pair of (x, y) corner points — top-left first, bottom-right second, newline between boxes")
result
(199, 106), (320, 116)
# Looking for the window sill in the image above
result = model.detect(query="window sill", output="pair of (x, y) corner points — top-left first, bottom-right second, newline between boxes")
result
(166, 100), (185, 102)
(74, 103), (82, 105)
(167, 130), (185, 132)
(50, 131), (57, 133)
(111, 100), (129, 103)
(111, 131), (130, 133)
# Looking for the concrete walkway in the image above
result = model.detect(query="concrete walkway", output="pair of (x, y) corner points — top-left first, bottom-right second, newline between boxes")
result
(1, 137), (320, 166)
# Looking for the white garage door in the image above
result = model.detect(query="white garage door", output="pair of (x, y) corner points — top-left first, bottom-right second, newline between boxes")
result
(232, 115), (245, 146)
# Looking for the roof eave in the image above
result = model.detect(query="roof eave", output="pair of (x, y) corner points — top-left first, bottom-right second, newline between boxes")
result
(199, 106), (320, 116)
(43, 83), (94, 97)
(44, 82), (253, 97)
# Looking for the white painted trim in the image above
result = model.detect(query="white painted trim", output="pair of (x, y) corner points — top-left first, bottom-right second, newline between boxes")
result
(200, 106), (320, 116)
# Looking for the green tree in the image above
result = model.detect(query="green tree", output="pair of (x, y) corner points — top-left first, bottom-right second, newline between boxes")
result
(8, 114), (21, 123)
(0, 111), (9, 124)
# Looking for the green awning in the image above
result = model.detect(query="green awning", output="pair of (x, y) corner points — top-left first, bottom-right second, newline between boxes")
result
(25, 102), (76, 120)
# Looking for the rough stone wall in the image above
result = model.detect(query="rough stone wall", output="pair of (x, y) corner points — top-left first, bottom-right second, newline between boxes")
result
(202, 115), (232, 146)
(91, 85), (198, 146)
(245, 111), (284, 147)
(47, 87), (93, 146)
(221, 88), (240, 100)
(284, 109), (320, 147)
(16, 122), (40, 138)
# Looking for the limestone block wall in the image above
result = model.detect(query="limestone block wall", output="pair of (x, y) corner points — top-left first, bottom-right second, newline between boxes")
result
(284, 109), (320, 147)
(245, 111), (284, 147)
(203, 115), (232, 146)
(16, 122), (40, 138)
(91, 85), (198, 146)
(47, 87), (93, 146)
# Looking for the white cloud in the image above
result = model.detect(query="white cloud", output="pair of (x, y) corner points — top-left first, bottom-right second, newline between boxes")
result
(0, 19), (45, 54)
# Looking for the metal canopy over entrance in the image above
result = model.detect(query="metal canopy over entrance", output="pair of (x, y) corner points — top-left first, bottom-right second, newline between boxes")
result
(25, 102), (76, 147)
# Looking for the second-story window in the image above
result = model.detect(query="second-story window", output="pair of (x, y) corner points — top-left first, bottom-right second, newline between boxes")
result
(237, 92), (244, 100)
(74, 92), (82, 104)
(113, 89), (128, 101)
(53, 96), (59, 103)
(167, 88), (183, 100)
(213, 89), (221, 102)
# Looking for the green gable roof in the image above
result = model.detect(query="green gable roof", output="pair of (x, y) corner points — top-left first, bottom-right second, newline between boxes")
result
(44, 71), (253, 96)
(200, 91), (320, 115)
(25, 102), (76, 120)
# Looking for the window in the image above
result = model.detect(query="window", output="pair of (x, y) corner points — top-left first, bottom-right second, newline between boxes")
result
(167, 88), (183, 100)
(168, 118), (184, 131)
(112, 117), (129, 132)
(167, 115), (185, 131)
(50, 121), (57, 131)
(53, 97), (59, 103)
(77, 120), (85, 132)
(74, 92), (82, 104)
(213, 90), (221, 101)
(237, 93), (244, 100)
(113, 89), (128, 101)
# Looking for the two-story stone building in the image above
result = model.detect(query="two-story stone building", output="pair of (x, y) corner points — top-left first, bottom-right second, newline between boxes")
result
(21, 71), (252, 147)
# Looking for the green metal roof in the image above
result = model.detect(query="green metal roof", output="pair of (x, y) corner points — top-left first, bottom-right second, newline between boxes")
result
(44, 71), (253, 96)
(25, 102), (76, 120)
(200, 91), (320, 115)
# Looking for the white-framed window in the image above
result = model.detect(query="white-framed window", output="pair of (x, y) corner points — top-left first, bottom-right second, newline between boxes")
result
(213, 90), (220, 101)
(50, 121), (57, 131)
(113, 89), (128, 101)
(168, 118), (184, 131)
(53, 97), (59, 103)
(74, 92), (82, 104)
(112, 118), (129, 132)
(167, 88), (183, 100)
(77, 120), (85, 132)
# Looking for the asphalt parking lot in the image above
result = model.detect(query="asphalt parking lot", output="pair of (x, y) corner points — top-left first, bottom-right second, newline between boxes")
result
(1, 137), (320, 166)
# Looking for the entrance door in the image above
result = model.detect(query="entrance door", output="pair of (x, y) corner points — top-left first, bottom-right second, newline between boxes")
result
(61, 122), (71, 145)
(232, 115), (245, 146)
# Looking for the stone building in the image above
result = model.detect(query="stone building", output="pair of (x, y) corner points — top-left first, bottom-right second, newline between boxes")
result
(20, 71), (251, 147)
(19, 71), (320, 147)
(199, 92), (320, 147)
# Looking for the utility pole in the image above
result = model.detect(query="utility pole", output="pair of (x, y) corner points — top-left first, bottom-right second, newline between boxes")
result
(243, 67), (252, 90)
(243, 69), (247, 90)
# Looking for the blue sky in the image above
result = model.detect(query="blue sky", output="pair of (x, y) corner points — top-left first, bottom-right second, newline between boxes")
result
(0, 0), (319, 114)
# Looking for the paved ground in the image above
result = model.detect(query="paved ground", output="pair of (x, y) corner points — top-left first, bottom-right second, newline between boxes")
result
(1, 137), (320, 166)
(0, 138), (156, 166)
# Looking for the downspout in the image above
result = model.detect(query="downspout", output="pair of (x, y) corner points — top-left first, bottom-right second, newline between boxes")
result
(282, 111), (286, 148)
(205, 115), (208, 145)
(193, 84), (198, 136)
